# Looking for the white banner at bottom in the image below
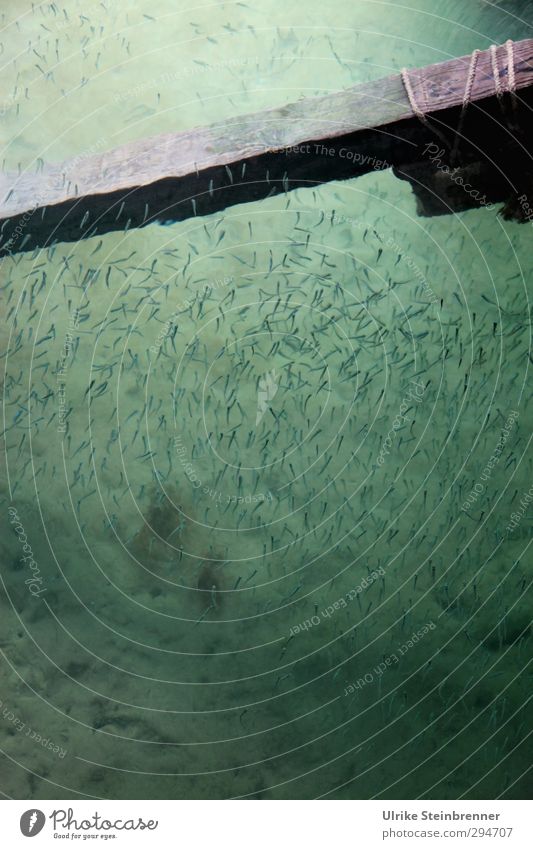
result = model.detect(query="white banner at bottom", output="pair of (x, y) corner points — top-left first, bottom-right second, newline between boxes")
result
(1, 800), (529, 848)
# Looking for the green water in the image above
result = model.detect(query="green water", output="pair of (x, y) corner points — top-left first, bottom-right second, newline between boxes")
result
(1, 1), (532, 799)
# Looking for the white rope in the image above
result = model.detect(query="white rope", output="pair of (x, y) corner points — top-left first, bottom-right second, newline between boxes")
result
(491, 39), (519, 120)
(403, 40), (518, 163)
(490, 44), (503, 99)
(506, 39), (516, 94)
(401, 67), (426, 122)
(462, 48), (481, 107)
(505, 38), (518, 112)
(451, 48), (481, 164)
(401, 67), (450, 148)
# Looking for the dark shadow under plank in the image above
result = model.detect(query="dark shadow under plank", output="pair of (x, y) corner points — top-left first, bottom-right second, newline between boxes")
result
(1, 38), (532, 258)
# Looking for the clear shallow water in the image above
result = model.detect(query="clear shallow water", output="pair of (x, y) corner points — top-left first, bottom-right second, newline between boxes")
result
(1, 1), (532, 799)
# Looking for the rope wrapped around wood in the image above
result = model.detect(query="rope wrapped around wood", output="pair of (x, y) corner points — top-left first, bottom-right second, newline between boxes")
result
(402, 40), (518, 164)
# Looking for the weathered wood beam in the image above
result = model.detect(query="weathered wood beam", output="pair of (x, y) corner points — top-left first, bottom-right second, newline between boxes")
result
(1, 38), (533, 257)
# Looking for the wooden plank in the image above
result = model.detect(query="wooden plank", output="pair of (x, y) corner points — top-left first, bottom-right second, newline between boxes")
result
(1, 38), (533, 256)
